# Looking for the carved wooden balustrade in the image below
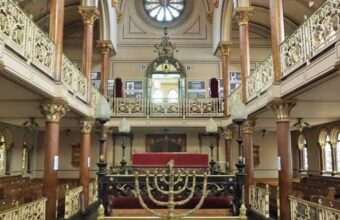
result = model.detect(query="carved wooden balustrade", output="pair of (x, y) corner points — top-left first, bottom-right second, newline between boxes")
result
(0, 0), (104, 105)
(244, 0), (340, 103)
(249, 185), (270, 218)
(281, 0), (340, 76)
(62, 55), (88, 102)
(0, 197), (47, 220)
(64, 185), (83, 219)
(0, 0), (55, 77)
(110, 98), (224, 117)
(289, 196), (340, 220)
(227, 86), (242, 115)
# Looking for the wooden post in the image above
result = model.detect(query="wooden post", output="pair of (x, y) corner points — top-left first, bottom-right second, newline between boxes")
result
(218, 41), (232, 116)
(270, 0), (285, 81)
(79, 6), (99, 79)
(224, 128), (233, 174)
(79, 118), (94, 212)
(268, 99), (296, 220)
(49, 0), (64, 81)
(39, 100), (69, 220)
(234, 7), (253, 103)
(243, 119), (255, 207)
(97, 40), (113, 97)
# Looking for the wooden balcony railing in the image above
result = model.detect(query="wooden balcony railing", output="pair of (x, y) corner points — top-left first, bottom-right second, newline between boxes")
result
(0, 0), (103, 106)
(109, 98), (224, 117)
(244, 0), (340, 103)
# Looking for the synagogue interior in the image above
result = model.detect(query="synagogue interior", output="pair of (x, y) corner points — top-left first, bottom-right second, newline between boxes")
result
(0, 0), (339, 219)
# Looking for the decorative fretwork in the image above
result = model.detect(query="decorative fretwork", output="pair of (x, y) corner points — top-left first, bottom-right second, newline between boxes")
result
(0, 0), (28, 56)
(227, 86), (242, 115)
(62, 55), (88, 102)
(113, 98), (146, 116)
(64, 185), (83, 219)
(0, 197), (47, 220)
(89, 179), (98, 205)
(31, 26), (55, 76)
(249, 185), (269, 218)
(90, 84), (102, 107)
(246, 55), (274, 101)
(244, 0), (340, 103)
(186, 98), (223, 117)
(150, 99), (182, 117)
(289, 196), (340, 220)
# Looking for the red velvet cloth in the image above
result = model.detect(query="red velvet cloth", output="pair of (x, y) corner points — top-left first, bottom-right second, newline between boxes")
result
(132, 153), (209, 167)
(115, 77), (123, 98)
(111, 196), (234, 209)
(210, 78), (219, 98)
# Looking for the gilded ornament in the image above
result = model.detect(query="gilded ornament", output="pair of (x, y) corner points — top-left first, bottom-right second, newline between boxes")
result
(224, 128), (233, 140)
(234, 7), (254, 26)
(267, 99), (296, 121)
(79, 6), (99, 25)
(218, 41), (232, 56)
(39, 100), (69, 123)
(97, 40), (113, 55)
(79, 118), (95, 134)
(243, 120), (256, 134)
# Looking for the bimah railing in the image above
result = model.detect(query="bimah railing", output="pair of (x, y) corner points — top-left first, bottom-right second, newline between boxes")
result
(0, 197), (47, 220)
(89, 179), (98, 205)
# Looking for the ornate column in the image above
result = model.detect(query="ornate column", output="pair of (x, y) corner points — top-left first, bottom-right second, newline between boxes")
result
(79, 118), (94, 212)
(39, 100), (69, 220)
(243, 119), (255, 207)
(268, 99), (296, 220)
(49, 0), (64, 81)
(224, 127), (233, 174)
(218, 41), (232, 116)
(234, 7), (253, 103)
(319, 142), (326, 175)
(79, 6), (99, 79)
(97, 40), (113, 97)
(270, 0), (285, 81)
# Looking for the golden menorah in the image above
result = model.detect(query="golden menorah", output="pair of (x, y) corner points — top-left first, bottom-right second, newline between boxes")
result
(132, 160), (210, 219)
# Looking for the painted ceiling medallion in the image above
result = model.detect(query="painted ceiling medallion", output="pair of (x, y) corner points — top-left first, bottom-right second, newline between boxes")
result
(144, 0), (185, 23)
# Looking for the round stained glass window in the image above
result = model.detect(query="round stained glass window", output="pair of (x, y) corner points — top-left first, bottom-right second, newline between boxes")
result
(144, 0), (185, 23)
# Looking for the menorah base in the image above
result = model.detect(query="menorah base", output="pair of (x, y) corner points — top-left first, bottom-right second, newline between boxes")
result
(109, 208), (232, 217)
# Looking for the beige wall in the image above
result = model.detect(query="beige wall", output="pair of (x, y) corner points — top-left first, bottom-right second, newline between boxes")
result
(0, 123), (31, 177)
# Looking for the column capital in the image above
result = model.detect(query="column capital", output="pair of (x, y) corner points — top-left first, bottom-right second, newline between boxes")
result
(243, 120), (256, 134)
(97, 40), (113, 55)
(79, 6), (99, 25)
(224, 128), (233, 140)
(267, 99), (296, 121)
(234, 7), (254, 26)
(39, 99), (69, 123)
(218, 41), (233, 56)
(79, 118), (95, 134)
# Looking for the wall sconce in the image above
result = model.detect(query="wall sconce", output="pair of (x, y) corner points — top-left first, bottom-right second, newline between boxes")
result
(112, 0), (124, 22)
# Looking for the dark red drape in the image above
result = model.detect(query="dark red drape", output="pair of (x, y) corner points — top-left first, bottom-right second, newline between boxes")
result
(210, 78), (219, 98)
(115, 78), (123, 98)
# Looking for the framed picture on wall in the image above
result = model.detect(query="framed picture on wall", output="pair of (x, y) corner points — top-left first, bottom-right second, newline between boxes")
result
(187, 80), (206, 98)
(125, 80), (143, 98)
(229, 72), (241, 93)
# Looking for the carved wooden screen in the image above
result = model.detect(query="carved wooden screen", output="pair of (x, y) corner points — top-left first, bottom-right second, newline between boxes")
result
(146, 134), (186, 152)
